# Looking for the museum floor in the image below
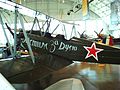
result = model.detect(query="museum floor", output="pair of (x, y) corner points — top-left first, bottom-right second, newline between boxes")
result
(11, 62), (120, 90)
(47, 62), (120, 90)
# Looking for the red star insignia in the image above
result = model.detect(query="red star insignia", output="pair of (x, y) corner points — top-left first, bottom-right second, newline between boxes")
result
(83, 42), (103, 61)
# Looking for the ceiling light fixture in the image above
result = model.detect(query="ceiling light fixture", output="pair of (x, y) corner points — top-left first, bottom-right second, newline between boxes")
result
(62, 0), (64, 3)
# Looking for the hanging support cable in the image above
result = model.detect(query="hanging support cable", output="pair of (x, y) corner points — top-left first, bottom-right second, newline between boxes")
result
(70, 24), (77, 38)
(62, 24), (67, 39)
(74, 25), (77, 37)
(45, 18), (51, 33)
(1, 12), (11, 25)
(0, 10), (14, 58)
(70, 25), (74, 38)
(51, 23), (60, 34)
(42, 16), (51, 36)
(30, 16), (41, 35)
(30, 11), (41, 35)
(40, 19), (49, 36)
(17, 11), (35, 64)
(21, 14), (29, 23)
(42, 18), (51, 36)
(30, 17), (37, 33)
(36, 17), (42, 35)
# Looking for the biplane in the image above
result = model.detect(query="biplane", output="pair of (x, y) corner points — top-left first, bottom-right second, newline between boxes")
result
(25, 31), (120, 65)
(5, 23), (120, 65)
(0, 2), (120, 89)
(0, 19), (119, 87)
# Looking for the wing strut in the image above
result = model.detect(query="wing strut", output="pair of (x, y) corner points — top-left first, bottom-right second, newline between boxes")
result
(16, 6), (35, 64)
(0, 10), (14, 58)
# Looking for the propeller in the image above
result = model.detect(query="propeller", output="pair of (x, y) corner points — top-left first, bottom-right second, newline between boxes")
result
(94, 29), (103, 39)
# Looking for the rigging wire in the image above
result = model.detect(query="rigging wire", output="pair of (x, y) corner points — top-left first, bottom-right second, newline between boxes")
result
(1, 11), (11, 25)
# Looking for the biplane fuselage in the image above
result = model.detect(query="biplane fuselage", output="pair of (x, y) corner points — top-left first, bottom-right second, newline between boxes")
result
(24, 33), (120, 64)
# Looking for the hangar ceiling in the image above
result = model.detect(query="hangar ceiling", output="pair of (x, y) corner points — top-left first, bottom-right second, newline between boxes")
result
(15, 0), (120, 21)
(20, 0), (100, 20)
